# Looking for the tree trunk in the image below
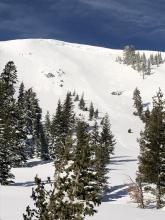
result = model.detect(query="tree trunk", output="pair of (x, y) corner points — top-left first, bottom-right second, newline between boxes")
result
(138, 180), (145, 209)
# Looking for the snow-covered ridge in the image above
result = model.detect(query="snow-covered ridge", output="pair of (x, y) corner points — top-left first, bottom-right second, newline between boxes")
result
(0, 38), (162, 55)
(0, 38), (122, 54)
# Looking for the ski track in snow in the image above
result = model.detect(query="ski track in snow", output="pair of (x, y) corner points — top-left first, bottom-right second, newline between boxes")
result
(0, 39), (165, 219)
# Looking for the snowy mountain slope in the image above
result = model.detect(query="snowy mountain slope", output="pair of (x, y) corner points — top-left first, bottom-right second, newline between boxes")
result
(0, 39), (165, 220)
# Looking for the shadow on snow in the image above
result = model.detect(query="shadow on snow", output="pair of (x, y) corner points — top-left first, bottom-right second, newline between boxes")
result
(102, 184), (128, 202)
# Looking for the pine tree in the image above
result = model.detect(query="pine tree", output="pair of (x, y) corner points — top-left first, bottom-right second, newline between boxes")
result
(142, 108), (150, 123)
(39, 123), (49, 160)
(158, 52), (163, 64)
(133, 87), (143, 117)
(0, 119), (15, 185)
(51, 93), (75, 159)
(23, 176), (50, 220)
(150, 54), (154, 65)
(141, 53), (147, 79)
(145, 60), (151, 75)
(61, 92), (75, 141)
(136, 52), (142, 72)
(155, 54), (159, 67)
(50, 92), (75, 158)
(138, 89), (165, 208)
(79, 93), (85, 110)
(51, 100), (63, 158)
(0, 61), (18, 183)
(44, 111), (52, 157)
(90, 122), (107, 189)
(89, 102), (94, 121)
(100, 114), (116, 164)
(15, 82), (28, 166)
(72, 120), (101, 215)
(74, 94), (79, 102)
(47, 135), (87, 220)
(12, 104), (27, 167)
(24, 88), (36, 157)
(23, 88), (45, 158)
(123, 45), (136, 66)
(94, 109), (99, 119)
(18, 82), (25, 104)
(25, 129), (101, 219)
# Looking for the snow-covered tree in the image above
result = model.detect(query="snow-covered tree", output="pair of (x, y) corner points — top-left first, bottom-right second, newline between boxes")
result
(100, 114), (116, 164)
(89, 102), (94, 121)
(133, 87), (143, 117)
(0, 61), (18, 183)
(79, 93), (85, 110)
(138, 89), (165, 208)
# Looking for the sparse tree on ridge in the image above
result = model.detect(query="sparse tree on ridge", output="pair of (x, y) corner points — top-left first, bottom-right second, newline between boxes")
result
(123, 45), (136, 66)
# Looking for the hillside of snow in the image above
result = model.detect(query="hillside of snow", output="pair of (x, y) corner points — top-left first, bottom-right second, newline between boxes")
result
(0, 39), (165, 220)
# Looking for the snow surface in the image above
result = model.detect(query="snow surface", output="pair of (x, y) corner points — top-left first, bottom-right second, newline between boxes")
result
(0, 39), (165, 219)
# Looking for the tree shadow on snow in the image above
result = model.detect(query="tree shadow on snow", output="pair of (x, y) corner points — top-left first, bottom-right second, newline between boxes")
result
(11, 181), (36, 187)
(102, 184), (128, 202)
(11, 179), (52, 187)
(26, 159), (53, 167)
(110, 156), (137, 165)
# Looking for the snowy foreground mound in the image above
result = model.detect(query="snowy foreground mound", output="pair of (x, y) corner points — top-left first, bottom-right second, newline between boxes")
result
(0, 39), (165, 219)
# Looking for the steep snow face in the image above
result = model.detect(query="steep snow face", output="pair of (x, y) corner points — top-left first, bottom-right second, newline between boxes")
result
(0, 39), (165, 155)
(0, 39), (165, 220)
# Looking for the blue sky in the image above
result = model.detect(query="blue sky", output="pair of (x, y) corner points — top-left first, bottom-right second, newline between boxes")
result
(0, 0), (165, 50)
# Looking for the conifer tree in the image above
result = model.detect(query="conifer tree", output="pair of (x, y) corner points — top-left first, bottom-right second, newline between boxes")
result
(24, 88), (36, 157)
(24, 88), (45, 158)
(72, 120), (101, 215)
(90, 122), (108, 189)
(123, 45), (136, 66)
(18, 82), (25, 104)
(94, 109), (99, 119)
(47, 136), (88, 220)
(146, 60), (151, 75)
(150, 54), (154, 65)
(0, 61), (18, 183)
(141, 53), (147, 79)
(138, 89), (165, 208)
(79, 93), (85, 110)
(0, 118), (15, 184)
(142, 108), (150, 124)
(23, 176), (50, 220)
(51, 100), (63, 158)
(117, 46), (164, 76)
(135, 52), (142, 72)
(100, 114), (116, 164)
(89, 102), (94, 121)
(15, 82), (28, 166)
(61, 92), (75, 141)
(0, 80), (15, 184)
(133, 87), (143, 117)
(51, 94), (75, 159)
(39, 123), (49, 160)
(74, 94), (79, 101)
(44, 111), (52, 156)
(24, 128), (101, 219)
